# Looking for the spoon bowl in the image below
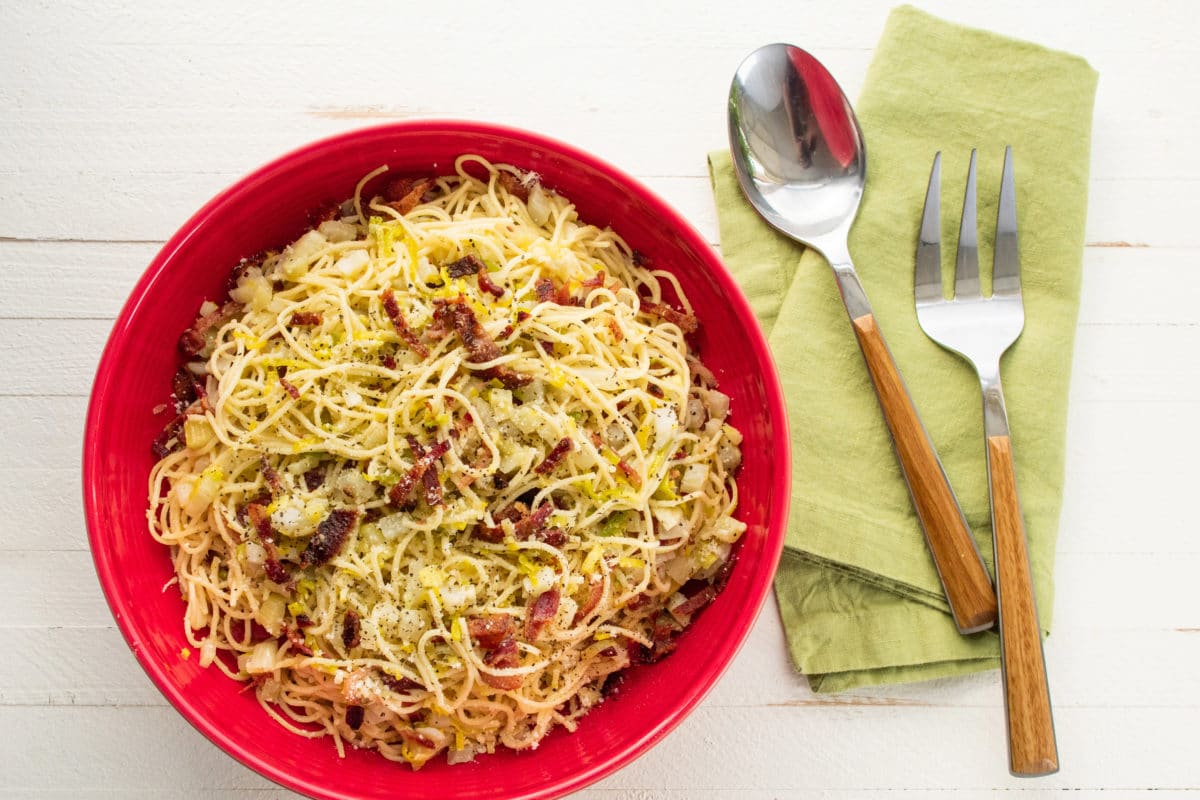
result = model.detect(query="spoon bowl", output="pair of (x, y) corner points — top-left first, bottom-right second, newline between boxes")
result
(727, 44), (998, 635)
(729, 44), (867, 249)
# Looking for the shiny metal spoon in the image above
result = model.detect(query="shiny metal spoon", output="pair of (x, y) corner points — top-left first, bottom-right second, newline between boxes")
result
(728, 43), (997, 634)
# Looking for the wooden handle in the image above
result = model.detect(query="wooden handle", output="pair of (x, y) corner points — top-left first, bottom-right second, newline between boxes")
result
(851, 313), (998, 633)
(988, 434), (1059, 776)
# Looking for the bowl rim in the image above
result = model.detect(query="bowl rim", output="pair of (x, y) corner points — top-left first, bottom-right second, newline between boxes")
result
(83, 119), (791, 800)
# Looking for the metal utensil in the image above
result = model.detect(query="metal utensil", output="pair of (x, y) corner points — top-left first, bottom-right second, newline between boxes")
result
(727, 43), (997, 634)
(916, 147), (1059, 776)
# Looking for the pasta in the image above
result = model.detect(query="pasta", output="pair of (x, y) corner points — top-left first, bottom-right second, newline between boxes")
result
(148, 156), (746, 768)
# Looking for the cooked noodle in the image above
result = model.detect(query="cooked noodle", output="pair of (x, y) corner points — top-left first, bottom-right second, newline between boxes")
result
(148, 156), (745, 767)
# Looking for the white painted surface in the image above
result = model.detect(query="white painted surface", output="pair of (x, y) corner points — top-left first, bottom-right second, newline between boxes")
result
(2, 1), (1197, 796)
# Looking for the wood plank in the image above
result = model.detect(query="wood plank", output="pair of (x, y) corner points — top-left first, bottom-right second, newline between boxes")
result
(1, 704), (1196, 793)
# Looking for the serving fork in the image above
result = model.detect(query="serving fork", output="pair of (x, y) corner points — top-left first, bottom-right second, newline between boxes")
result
(915, 148), (1059, 777)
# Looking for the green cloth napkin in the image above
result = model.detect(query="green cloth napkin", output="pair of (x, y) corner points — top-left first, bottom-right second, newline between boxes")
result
(708, 5), (1097, 691)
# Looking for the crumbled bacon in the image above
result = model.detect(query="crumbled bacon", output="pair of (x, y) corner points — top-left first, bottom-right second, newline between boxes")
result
(581, 270), (606, 289)
(405, 436), (445, 506)
(640, 300), (699, 334)
(388, 439), (450, 506)
(536, 527), (566, 547)
(278, 376), (300, 399)
(432, 298), (529, 389)
(647, 383), (663, 398)
(497, 171), (529, 202)
(615, 459), (642, 488)
(534, 438), (573, 475)
(534, 278), (555, 304)
(381, 177), (434, 216)
(605, 316), (624, 342)
(299, 508), (359, 567)
(672, 585), (717, 618)
(480, 636), (523, 690)
(468, 614), (515, 648)
(263, 558), (291, 585)
(345, 705), (364, 731)
(572, 577), (605, 626)
(445, 255), (484, 279)
(524, 588), (560, 642)
(340, 609), (361, 649)
(381, 354), (397, 370)
(381, 289), (430, 359)
(472, 502), (554, 544)
(151, 414), (186, 459)
(645, 613), (680, 662)
(172, 368), (197, 408)
(379, 672), (424, 693)
(178, 301), (239, 357)
(397, 727), (438, 750)
(285, 626), (313, 657)
(302, 467), (325, 492)
(260, 456), (282, 493)
(476, 267), (504, 298)
(288, 311), (323, 326)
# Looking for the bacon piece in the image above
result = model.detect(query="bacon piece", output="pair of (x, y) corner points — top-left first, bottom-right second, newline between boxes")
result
(432, 298), (529, 389)
(605, 316), (624, 342)
(345, 705), (364, 731)
(302, 467), (325, 492)
(151, 414), (186, 459)
(625, 592), (650, 611)
(381, 289), (430, 359)
(388, 439), (450, 506)
(382, 177), (434, 216)
(476, 267), (505, 298)
(535, 527), (566, 547)
(445, 255), (484, 279)
(300, 508), (359, 567)
(672, 585), (716, 618)
(247, 501), (292, 584)
(524, 588), (560, 642)
(294, 614), (314, 629)
(397, 727), (437, 749)
(342, 609), (361, 650)
(480, 636), (523, 690)
(405, 436), (445, 506)
(288, 311), (323, 326)
(535, 278), (555, 304)
(468, 614), (516, 648)
(172, 367), (197, 408)
(179, 301), (240, 357)
(381, 354), (397, 370)
(497, 171), (530, 202)
(581, 270), (606, 289)
(572, 578), (605, 626)
(473, 502), (553, 543)
(534, 438), (573, 475)
(615, 458), (642, 488)
(647, 383), (663, 398)
(645, 613), (679, 662)
(259, 456), (283, 494)
(379, 672), (424, 693)
(278, 376), (300, 399)
(285, 626), (313, 657)
(640, 300), (699, 334)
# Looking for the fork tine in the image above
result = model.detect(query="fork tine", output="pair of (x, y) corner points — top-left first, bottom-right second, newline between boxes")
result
(954, 150), (982, 299)
(915, 152), (944, 305)
(993, 146), (1021, 298)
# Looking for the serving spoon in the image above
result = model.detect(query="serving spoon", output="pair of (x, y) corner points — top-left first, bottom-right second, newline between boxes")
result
(728, 44), (997, 634)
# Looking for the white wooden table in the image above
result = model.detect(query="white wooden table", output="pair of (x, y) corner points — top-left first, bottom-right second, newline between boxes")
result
(3, 2), (1197, 796)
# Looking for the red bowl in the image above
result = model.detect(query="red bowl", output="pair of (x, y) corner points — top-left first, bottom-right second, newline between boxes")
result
(83, 120), (790, 800)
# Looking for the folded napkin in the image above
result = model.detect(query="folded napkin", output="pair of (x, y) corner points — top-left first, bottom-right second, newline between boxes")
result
(709, 5), (1097, 691)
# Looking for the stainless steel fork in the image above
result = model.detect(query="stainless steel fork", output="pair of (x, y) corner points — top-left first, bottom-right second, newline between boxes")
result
(916, 148), (1059, 777)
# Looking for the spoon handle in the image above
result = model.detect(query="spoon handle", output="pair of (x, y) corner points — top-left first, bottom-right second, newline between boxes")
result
(850, 311), (998, 634)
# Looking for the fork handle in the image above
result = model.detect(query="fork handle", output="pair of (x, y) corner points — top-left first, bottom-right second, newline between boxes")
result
(987, 434), (1059, 776)
(851, 312), (998, 633)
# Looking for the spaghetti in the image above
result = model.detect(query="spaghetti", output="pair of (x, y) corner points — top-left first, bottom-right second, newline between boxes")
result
(148, 156), (745, 768)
